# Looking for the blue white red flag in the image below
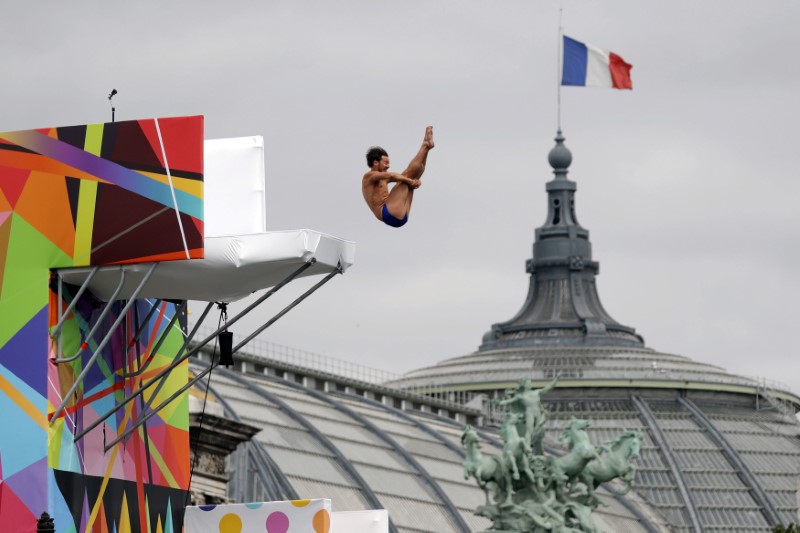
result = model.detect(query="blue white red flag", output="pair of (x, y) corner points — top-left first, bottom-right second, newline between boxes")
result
(561, 35), (633, 90)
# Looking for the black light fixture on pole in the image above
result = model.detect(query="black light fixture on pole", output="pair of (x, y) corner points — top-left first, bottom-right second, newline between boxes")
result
(217, 303), (234, 367)
(108, 89), (117, 122)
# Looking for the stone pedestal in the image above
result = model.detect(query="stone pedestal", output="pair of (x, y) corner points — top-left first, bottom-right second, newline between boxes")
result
(188, 396), (260, 505)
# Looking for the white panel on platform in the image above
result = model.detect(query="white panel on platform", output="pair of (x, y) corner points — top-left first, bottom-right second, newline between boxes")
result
(331, 509), (389, 533)
(185, 499), (332, 533)
(204, 136), (266, 237)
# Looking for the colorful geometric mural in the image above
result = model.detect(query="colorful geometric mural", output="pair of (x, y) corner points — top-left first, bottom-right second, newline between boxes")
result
(0, 116), (203, 533)
(48, 294), (189, 533)
(0, 116), (204, 267)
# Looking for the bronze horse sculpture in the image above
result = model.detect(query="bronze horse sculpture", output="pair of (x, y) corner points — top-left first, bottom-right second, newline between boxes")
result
(579, 430), (643, 503)
(550, 417), (598, 489)
(459, 377), (643, 532)
(461, 424), (513, 505)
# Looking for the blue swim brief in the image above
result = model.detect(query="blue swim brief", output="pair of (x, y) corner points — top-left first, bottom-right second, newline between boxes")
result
(381, 204), (408, 228)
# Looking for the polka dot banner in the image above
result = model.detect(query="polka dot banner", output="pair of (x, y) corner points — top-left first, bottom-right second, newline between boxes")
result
(313, 509), (330, 533)
(266, 511), (289, 533)
(185, 499), (331, 533)
(219, 513), (242, 533)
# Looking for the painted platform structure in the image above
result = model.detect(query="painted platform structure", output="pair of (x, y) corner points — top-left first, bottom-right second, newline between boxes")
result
(0, 116), (356, 533)
(0, 116), (203, 533)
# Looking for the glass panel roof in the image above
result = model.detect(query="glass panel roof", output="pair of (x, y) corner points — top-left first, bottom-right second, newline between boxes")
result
(432, 480), (485, 510)
(399, 438), (459, 462)
(655, 417), (702, 430)
(684, 470), (747, 488)
(255, 424), (329, 455)
(355, 464), (432, 500)
(663, 430), (717, 450)
(377, 494), (458, 532)
(414, 456), (469, 484)
(306, 416), (379, 443)
(637, 468), (676, 487)
(369, 417), (439, 443)
(697, 507), (768, 528)
(459, 509), (493, 533)
(207, 377), (259, 402)
(344, 404), (416, 426)
(227, 399), (297, 428)
(188, 359), (800, 532)
(693, 488), (760, 508)
(672, 451), (737, 472)
(758, 475), (799, 491)
(276, 394), (357, 424)
(740, 453), (800, 474)
(332, 438), (409, 471)
(593, 501), (652, 533)
(264, 384), (331, 406)
(267, 447), (352, 486)
(725, 432), (800, 453)
(288, 477), (369, 511)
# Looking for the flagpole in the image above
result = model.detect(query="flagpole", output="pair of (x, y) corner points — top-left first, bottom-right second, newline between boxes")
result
(557, 7), (563, 132)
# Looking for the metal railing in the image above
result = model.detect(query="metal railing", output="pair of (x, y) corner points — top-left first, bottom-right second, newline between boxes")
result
(756, 378), (797, 419)
(217, 328), (401, 385)
(188, 324), (799, 422)
(189, 325), (486, 416)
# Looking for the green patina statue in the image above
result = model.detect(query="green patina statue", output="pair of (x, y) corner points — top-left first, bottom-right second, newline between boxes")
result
(462, 375), (643, 533)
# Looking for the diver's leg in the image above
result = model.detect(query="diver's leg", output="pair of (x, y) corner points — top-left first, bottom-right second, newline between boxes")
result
(383, 183), (414, 219)
(401, 126), (434, 182)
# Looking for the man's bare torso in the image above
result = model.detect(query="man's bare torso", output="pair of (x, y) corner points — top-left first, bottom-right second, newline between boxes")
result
(362, 172), (390, 219)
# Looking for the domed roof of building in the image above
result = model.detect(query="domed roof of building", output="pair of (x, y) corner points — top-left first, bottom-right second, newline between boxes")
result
(389, 130), (796, 398)
(191, 132), (800, 532)
(188, 356), (668, 533)
(383, 131), (800, 531)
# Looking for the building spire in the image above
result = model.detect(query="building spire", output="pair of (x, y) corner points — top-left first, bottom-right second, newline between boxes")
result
(479, 131), (644, 350)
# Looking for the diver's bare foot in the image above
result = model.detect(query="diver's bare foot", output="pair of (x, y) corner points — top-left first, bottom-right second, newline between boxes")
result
(424, 126), (434, 149)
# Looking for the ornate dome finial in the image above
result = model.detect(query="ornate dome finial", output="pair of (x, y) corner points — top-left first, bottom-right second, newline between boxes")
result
(548, 130), (572, 175)
(478, 130), (644, 351)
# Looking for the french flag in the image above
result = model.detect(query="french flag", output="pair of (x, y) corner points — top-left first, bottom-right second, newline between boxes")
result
(561, 35), (633, 90)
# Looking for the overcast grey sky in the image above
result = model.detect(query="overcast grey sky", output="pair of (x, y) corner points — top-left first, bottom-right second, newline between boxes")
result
(2, 1), (798, 390)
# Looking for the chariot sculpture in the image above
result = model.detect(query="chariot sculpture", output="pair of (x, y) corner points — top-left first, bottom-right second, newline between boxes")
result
(462, 375), (643, 532)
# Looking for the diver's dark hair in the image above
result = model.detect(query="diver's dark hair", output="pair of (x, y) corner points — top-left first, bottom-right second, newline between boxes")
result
(366, 146), (388, 168)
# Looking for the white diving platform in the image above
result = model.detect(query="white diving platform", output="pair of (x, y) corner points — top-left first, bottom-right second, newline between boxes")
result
(57, 229), (355, 303)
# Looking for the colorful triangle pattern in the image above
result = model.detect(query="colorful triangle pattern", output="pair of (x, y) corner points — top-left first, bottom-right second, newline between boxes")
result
(53, 470), (186, 533)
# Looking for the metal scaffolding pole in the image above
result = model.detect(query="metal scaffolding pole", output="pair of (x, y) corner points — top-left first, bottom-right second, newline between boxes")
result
(104, 266), (340, 452)
(75, 260), (316, 442)
(49, 264), (158, 424)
